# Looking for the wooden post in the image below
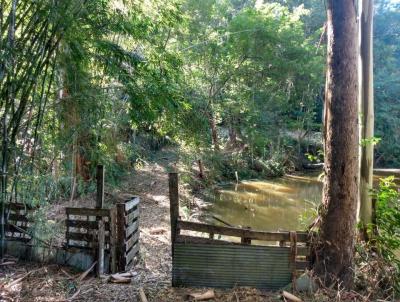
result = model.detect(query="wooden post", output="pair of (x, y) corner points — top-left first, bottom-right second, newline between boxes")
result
(116, 202), (126, 272)
(96, 165), (105, 209)
(241, 237), (251, 244)
(110, 207), (117, 273)
(97, 220), (105, 276)
(95, 165), (105, 274)
(169, 172), (179, 245)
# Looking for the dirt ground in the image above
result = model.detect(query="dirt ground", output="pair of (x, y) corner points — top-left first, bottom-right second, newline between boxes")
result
(0, 155), (376, 302)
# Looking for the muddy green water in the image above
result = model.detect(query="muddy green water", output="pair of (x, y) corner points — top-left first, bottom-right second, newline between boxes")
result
(205, 172), (394, 232)
(206, 174), (323, 232)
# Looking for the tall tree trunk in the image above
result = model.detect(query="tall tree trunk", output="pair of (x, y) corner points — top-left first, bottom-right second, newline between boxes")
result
(315, 0), (359, 288)
(359, 0), (374, 235)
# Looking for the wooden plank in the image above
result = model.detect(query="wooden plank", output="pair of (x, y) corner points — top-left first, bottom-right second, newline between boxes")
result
(125, 231), (139, 252)
(96, 165), (105, 209)
(177, 220), (309, 243)
(5, 231), (30, 239)
(177, 235), (242, 245)
(176, 235), (310, 256)
(66, 220), (110, 231)
(97, 220), (105, 276)
(66, 207), (110, 217)
(295, 260), (310, 270)
(169, 173), (179, 251)
(6, 213), (29, 222)
(6, 236), (30, 242)
(116, 203), (126, 271)
(125, 209), (139, 225)
(125, 242), (139, 266)
(110, 207), (117, 273)
(296, 246), (310, 257)
(124, 197), (140, 212)
(67, 232), (110, 243)
(125, 220), (138, 238)
(5, 224), (29, 233)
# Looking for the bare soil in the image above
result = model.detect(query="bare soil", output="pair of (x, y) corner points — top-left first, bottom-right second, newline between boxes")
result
(0, 153), (380, 301)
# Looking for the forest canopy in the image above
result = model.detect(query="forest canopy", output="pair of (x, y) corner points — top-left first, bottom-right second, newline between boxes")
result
(0, 0), (399, 200)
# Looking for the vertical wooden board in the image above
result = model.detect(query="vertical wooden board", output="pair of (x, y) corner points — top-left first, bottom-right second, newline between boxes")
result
(97, 220), (105, 276)
(110, 207), (117, 273)
(124, 197), (139, 212)
(116, 203), (126, 271)
(96, 165), (105, 209)
(169, 173), (179, 245)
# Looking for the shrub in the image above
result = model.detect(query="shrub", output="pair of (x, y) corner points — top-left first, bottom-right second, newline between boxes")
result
(371, 176), (400, 293)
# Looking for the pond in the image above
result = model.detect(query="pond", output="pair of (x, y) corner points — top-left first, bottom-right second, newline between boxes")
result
(204, 174), (322, 232)
(204, 171), (395, 232)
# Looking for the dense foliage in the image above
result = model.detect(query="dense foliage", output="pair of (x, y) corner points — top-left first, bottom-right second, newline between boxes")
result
(374, 1), (400, 167)
(0, 0), (399, 200)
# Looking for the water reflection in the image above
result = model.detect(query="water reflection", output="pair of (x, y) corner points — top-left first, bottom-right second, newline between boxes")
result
(205, 171), (397, 232)
(205, 173), (322, 232)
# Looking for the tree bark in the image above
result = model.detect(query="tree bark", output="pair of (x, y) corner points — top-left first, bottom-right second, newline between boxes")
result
(315, 0), (359, 288)
(359, 0), (374, 235)
(209, 109), (219, 151)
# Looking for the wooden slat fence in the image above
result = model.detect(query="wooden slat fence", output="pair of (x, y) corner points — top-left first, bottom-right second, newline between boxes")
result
(2, 167), (141, 275)
(65, 207), (111, 250)
(5, 203), (37, 242)
(169, 172), (311, 290)
(66, 197), (140, 273)
(116, 197), (140, 272)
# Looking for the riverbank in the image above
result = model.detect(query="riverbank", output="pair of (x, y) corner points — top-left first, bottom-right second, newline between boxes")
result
(1, 152), (397, 301)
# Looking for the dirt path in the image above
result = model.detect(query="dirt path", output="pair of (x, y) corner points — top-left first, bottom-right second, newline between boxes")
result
(0, 155), (364, 301)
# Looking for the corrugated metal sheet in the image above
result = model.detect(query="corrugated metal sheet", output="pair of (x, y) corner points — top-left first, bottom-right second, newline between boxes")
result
(173, 243), (293, 290)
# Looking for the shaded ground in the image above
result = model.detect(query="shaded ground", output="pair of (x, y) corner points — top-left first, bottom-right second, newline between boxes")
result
(0, 150), (386, 301)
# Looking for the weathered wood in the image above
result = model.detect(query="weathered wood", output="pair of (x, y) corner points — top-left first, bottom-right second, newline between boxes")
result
(373, 169), (400, 177)
(241, 237), (251, 244)
(282, 291), (302, 302)
(175, 235), (310, 255)
(125, 231), (139, 252)
(177, 220), (309, 243)
(97, 220), (105, 276)
(125, 242), (139, 266)
(6, 213), (29, 222)
(139, 288), (148, 302)
(5, 224), (29, 232)
(125, 208), (139, 225)
(169, 173), (179, 246)
(67, 232), (110, 243)
(176, 235), (237, 245)
(66, 220), (110, 231)
(125, 197), (139, 212)
(66, 207), (110, 217)
(295, 260), (309, 270)
(116, 203), (126, 271)
(96, 165), (105, 209)
(110, 207), (117, 273)
(125, 220), (138, 238)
